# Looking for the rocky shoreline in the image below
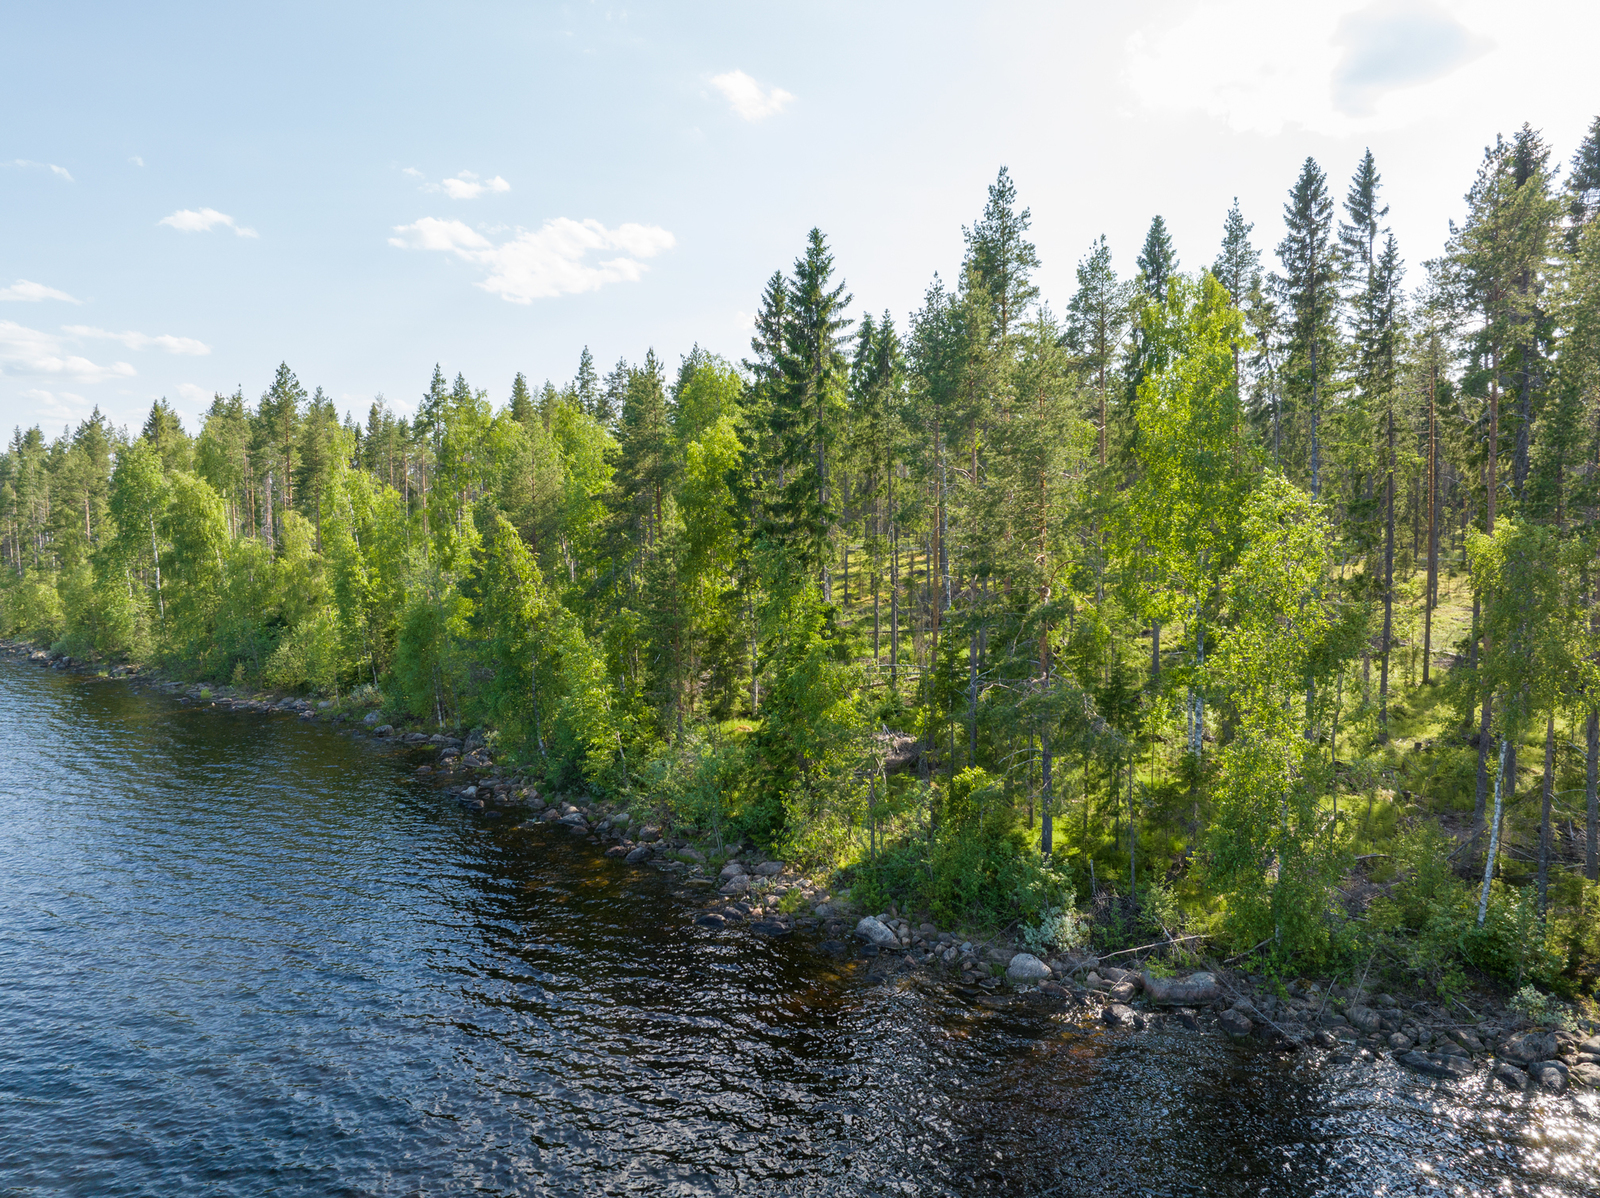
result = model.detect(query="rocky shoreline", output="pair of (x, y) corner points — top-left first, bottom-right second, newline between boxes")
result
(9, 641), (1598, 1097)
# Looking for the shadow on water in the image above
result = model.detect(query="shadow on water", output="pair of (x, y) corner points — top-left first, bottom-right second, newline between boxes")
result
(0, 659), (1594, 1196)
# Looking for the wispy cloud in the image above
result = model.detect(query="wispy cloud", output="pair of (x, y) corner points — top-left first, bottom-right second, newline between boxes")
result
(1124, 0), (1491, 135)
(710, 70), (794, 121)
(9, 159), (73, 181)
(63, 326), (210, 356)
(0, 321), (137, 383)
(20, 388), (91, 421)
(405, 168), (512, 199)
(0, 280), (81, 304)
(130, 155), (145, 167)
(390, 216), (675, 302)
(159, 207), (259, 237)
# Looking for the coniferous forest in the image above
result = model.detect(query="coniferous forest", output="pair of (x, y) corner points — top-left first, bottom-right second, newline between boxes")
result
(7, 122), (1600, 1000)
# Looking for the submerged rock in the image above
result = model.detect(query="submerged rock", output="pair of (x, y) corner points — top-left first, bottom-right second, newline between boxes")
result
(1219, 1009), (1254, 1039)
(1529, 1061), (1568, 1093)
(1493, 1062), (1531, 1092)
(1394, 1050), (1475, 1080)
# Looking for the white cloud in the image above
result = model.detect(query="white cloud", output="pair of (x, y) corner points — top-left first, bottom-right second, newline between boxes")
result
(9, 159), (73, 181)
(442, 172), (511, 199)
(176, 383), (215, 405)
(159, 207), (259, 237)
(20, 388), (90, 421)
(1125, 0), (1492, 136)
(406, 168), (512, 199)
(130, 156), (145, 167)
(0, 280), (81, 303)
(0, 321), (137, 383)
(63, 326), (211, 356)
(711, 70), (794, 121)
(390, 215), (676, 302)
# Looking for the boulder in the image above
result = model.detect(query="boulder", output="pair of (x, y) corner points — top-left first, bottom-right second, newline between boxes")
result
(719, 874), (752, 896)
(694, 913), (726, 929)
(1103, 1003), (1142, 1029)
(604, 845), (628, 858)
(638, 825), (661, 842)
(363, 711), (380, 726)
(1219, 1009), (1254, 1039)
(855, 916), (899, 947)
(624, 845), (652, 864)
(1005, 953), (1052, 982)
(1345, 1006), (1383, 1035)
(677, 847), (706, 864)
(1141, 971), (1221, 1006)
(1394, 1050), (1475, 1080)
(1500, 1030), (1558, 1065)
(1529, 1061), (1568, 1094)
(753, 861), (784, 876)
(1448, 1029), (1485, 1053)
(750, 919), (790, 938)
(1108, 980), (1139, 1003)
(1492, 1062), (1531, 1092)
(719, 862), (747, 880)
(1570, 1063), (1600, 1089)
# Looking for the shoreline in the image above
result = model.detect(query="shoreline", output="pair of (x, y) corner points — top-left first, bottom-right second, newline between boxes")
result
(6, 640), (1598, 1097)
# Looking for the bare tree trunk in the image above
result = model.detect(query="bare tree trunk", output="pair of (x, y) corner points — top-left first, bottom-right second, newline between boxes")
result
(1538, 711), (1555, 916)
(1587, 708), (1598, 882)
(1424, 371), (1438, 684)
(1378, 394), (1395, 739)
(1478, 733), (1509, 926)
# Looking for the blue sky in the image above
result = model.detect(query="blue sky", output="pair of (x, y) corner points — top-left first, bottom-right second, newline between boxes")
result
(3, 0), (1596, 436)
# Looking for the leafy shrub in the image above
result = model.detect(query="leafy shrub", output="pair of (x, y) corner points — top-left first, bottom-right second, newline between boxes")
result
(1020, 896), (1090, 955)
(1508, 984), (1579, 1031)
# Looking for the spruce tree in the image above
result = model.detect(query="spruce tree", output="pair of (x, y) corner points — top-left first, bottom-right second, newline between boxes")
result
(1274, 158), (1340, 497)
(963, 166), (1040, 340)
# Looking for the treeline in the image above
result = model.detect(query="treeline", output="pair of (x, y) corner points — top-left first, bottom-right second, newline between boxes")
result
(6, 122), (1600, 992)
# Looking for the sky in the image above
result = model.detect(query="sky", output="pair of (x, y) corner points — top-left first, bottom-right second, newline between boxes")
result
(3, 0), (1598, 437)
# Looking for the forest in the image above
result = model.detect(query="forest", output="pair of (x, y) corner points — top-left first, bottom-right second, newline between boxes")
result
(6, 119), (1600, 1000)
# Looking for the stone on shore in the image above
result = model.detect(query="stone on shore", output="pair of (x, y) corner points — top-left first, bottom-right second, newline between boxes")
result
(719, 862), (746, 880)
(1529, 1061), (1568, 1093)
(855, 916), (899, 948)
(1493, 1062), (1531, 1092)
(624, 845), (652, 864)
(1103, 1003), (1142, 1029)
(719, 874), (752, 896)
(1141, 971), (1220, 1005)
(1005, 952), (1051, 982)
(1394, 1050), (1475, 1079)
(1499, 1030), (1558, 1064)
(1219, 1008), (1254, 1039)
(753, 861), (784, 876)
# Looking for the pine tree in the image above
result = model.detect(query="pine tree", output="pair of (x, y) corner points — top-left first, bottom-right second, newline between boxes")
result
(509, 372), (536, 425)
(1274, 158), (1340, 498)
(1567, 114), (1600, 234)
(963, 166), (1040, 340)
(1212, 199), (1260, 305)
(1067, 236), (1131, 467)
(575, 347), (603, 421)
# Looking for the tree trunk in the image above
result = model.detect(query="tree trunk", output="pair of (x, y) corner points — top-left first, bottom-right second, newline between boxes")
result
(1478, 733), (1510, 925)
(1538, 711), (1555, 917)
(1424, 372), (1438, 684)
(1378, 395), (1395, 738)
(1587, 708), (1598, 882)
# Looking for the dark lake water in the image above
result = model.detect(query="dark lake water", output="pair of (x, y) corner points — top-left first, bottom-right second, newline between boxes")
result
(1, 657), (1595, 1196)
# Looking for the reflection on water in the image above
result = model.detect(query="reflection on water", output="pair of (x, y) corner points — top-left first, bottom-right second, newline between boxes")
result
(0, 660), (1594, 1196)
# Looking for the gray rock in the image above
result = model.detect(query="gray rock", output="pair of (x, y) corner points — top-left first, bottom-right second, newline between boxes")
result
(1492, 1062), (1531, 1092)
(719, 874), (752, 896)
(753, 861), (784, 876)
(1395, 1050), (1475, 1079)
(1529, 1061), (1568, 1093)
(1219, 1009), (1254, 1039)
(1448, 1029), (1485, 1053)
(363, 711), (380, 726)
(1005, 952), (1051, 982)
(855, 916), (899, 947)
(1387, 1032), (1414, 1051)
(624, 845), (652, 864)
(638, 825), (661, 841)
(719, 862), (747, 880)
(750, 919), (790, 937)
(812, 903), (834, 919)
(1108, 980), (1139, 1003)
(1500, 1030), (1558, 1064)
(1345, 1006), (1383, 1034)
(373, 724), (394, 736)
(677, 847), (706, 863)
(695, 913), (726, 929)
(1103, 1003), (1142, 1029)
(1142, 971), (1221, 1005)
(1570, 1063), (1600, 1088)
